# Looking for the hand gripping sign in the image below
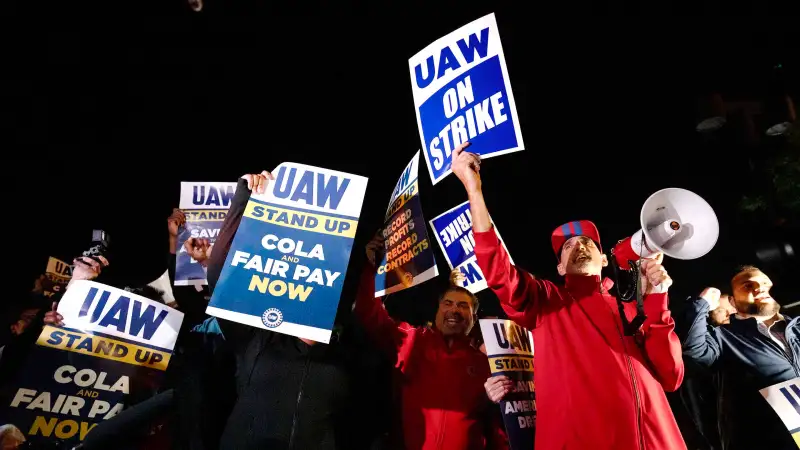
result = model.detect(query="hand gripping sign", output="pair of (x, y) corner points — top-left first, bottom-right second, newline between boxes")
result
(1, 281), (183, 447)
(206, 163), (368, 344)
(760, 377), (800, 447)
(409, 12), (524, 185)
(480, 319), (536, 450)
(375, 151), (438, 297)
(176, 181), (237, 286)
(429, 200), (513, 293)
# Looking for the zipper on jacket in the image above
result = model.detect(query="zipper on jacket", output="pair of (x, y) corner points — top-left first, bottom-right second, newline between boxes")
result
(608, 306), (645, 450)
(288, 353), (312, 450)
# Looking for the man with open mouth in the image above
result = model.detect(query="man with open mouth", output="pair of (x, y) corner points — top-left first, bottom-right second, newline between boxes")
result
(450, 142), (686, 450)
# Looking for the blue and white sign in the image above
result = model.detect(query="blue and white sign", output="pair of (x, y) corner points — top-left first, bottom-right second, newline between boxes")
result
(206, 163), (368, 343)
(375, 151), (438, 297)
(429, 200), (513, 293)
(480, 319), (536, 449)
(409, 12), (524, 185)
(0, 281), (183, 447)
(175, 182), (237, 286)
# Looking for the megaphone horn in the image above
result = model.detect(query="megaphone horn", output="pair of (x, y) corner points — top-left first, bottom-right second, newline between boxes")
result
(612, 188), (720, 270)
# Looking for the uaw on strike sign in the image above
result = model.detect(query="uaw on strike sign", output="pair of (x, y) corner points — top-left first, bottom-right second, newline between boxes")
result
(761, 378), (800, 447)
(207, 163), (367, 344)
(409, 13), (524, 184)
(375, 151), (438, 297)
(1, 281), (183, 448)
(430, 200), (513, 294)
(480, 319), (536, 450)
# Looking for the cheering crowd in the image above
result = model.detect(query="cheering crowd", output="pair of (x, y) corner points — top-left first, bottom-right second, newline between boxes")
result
(1, 144), (797, 450)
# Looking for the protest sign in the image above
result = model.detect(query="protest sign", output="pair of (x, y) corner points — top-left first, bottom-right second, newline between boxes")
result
(206, 163), (368, 343)
(409, 12), (524, 185)
(479, 319), (536, 449)
(375, 151), (438, 296)
(176, 182), (237, 286)
(429, 200), (513, 293)
(42, 256), (72, 299)
(760, 378), (800, 447)
(0, 281), (183, 448)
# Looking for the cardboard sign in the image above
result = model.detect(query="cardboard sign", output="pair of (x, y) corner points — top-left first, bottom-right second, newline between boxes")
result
(760, 377), (800, 447)
(409, 12), (524, 184)
(480, 319), (536, 449)
(42, 257), (72, 299)
(1, 281), (183, 447)
(375, 151), (438, 296)
(206, 163), (368, 344)
(429, 200), (513, 293)
(176, 182), (237, 286)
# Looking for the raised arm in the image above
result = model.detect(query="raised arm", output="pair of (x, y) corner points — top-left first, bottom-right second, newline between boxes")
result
(680, 288), (724, 369)
(206, 171), (274, 344)
(451, 143), (554, 330)
(637, 256), (684, 391)
(352, 232), (416, 364)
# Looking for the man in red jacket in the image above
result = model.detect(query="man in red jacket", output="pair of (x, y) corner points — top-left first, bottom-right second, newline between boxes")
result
(354, 233), (508, 450)
(450, 143), (686, 450)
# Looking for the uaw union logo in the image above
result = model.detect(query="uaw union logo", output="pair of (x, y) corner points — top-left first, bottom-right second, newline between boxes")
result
(262, 308), (284, 328)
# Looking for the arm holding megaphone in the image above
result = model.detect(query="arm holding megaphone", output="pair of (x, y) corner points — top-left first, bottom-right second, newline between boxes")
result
(451, 143), (554, 331)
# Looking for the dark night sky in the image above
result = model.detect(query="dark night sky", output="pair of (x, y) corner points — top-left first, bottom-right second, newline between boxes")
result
(3, 3), (799, 322)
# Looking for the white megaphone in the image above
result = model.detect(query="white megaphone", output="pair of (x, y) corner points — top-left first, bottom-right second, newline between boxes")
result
(612, 188), (720, 270)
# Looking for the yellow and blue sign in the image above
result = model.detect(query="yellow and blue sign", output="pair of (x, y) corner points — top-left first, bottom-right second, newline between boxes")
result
(409, 13), (525, 185)
(0, 281), (183, 447)
(760, 378), (800, 448)
(429, 200), (513, 293)
(206, 162), (368, 344)
(480, 319), (536, 450)
(375, 151), (438, 297)
(176, 181), (237, 286)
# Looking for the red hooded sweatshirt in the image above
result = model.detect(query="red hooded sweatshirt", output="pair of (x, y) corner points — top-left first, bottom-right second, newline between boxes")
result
(354, 268), (508, 450)
(474, 228), (686, 450)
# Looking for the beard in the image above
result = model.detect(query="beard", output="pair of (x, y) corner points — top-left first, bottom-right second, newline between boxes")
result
(741, 300), (780, 318)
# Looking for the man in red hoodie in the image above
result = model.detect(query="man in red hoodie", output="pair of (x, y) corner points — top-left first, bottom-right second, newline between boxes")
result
(450, 143), (686, 450)
(354, 233), (508, 450)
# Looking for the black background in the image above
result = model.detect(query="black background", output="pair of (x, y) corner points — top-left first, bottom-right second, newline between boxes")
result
(3, 1), (799, 324)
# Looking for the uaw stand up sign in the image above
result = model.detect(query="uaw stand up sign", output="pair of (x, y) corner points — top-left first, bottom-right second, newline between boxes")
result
(409, 12), (525, 185)
(0, 281), (184, 448)
(479, 319), (536, 449)
(206, 163), (368, 344)
(176, 181), (237, 287)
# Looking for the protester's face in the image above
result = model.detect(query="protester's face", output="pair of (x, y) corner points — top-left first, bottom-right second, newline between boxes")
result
(435, 290), (475, 336)
(558, 236), (607, 276)
(732, 270), (779, 318)
(709, 296), (736, 326)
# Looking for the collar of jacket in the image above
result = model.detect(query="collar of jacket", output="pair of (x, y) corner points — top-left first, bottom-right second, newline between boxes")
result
(730, 313), (796, 335)
(564, 274), (615, 296)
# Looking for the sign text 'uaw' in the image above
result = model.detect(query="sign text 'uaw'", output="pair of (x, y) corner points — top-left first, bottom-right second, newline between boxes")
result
(409, 13), (524, 184)
(207, 162), (368, 344)
(176, 181), (237, 286)
(761, 377), (800, 447)
(480, 319), (536, 449)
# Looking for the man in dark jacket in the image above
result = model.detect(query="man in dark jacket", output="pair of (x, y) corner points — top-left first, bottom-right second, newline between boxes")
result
(681, 265), (800, 450)
(182, 171), (382, 450)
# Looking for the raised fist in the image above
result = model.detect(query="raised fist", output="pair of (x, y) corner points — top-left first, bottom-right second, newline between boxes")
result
(450, 142), (482, 194)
